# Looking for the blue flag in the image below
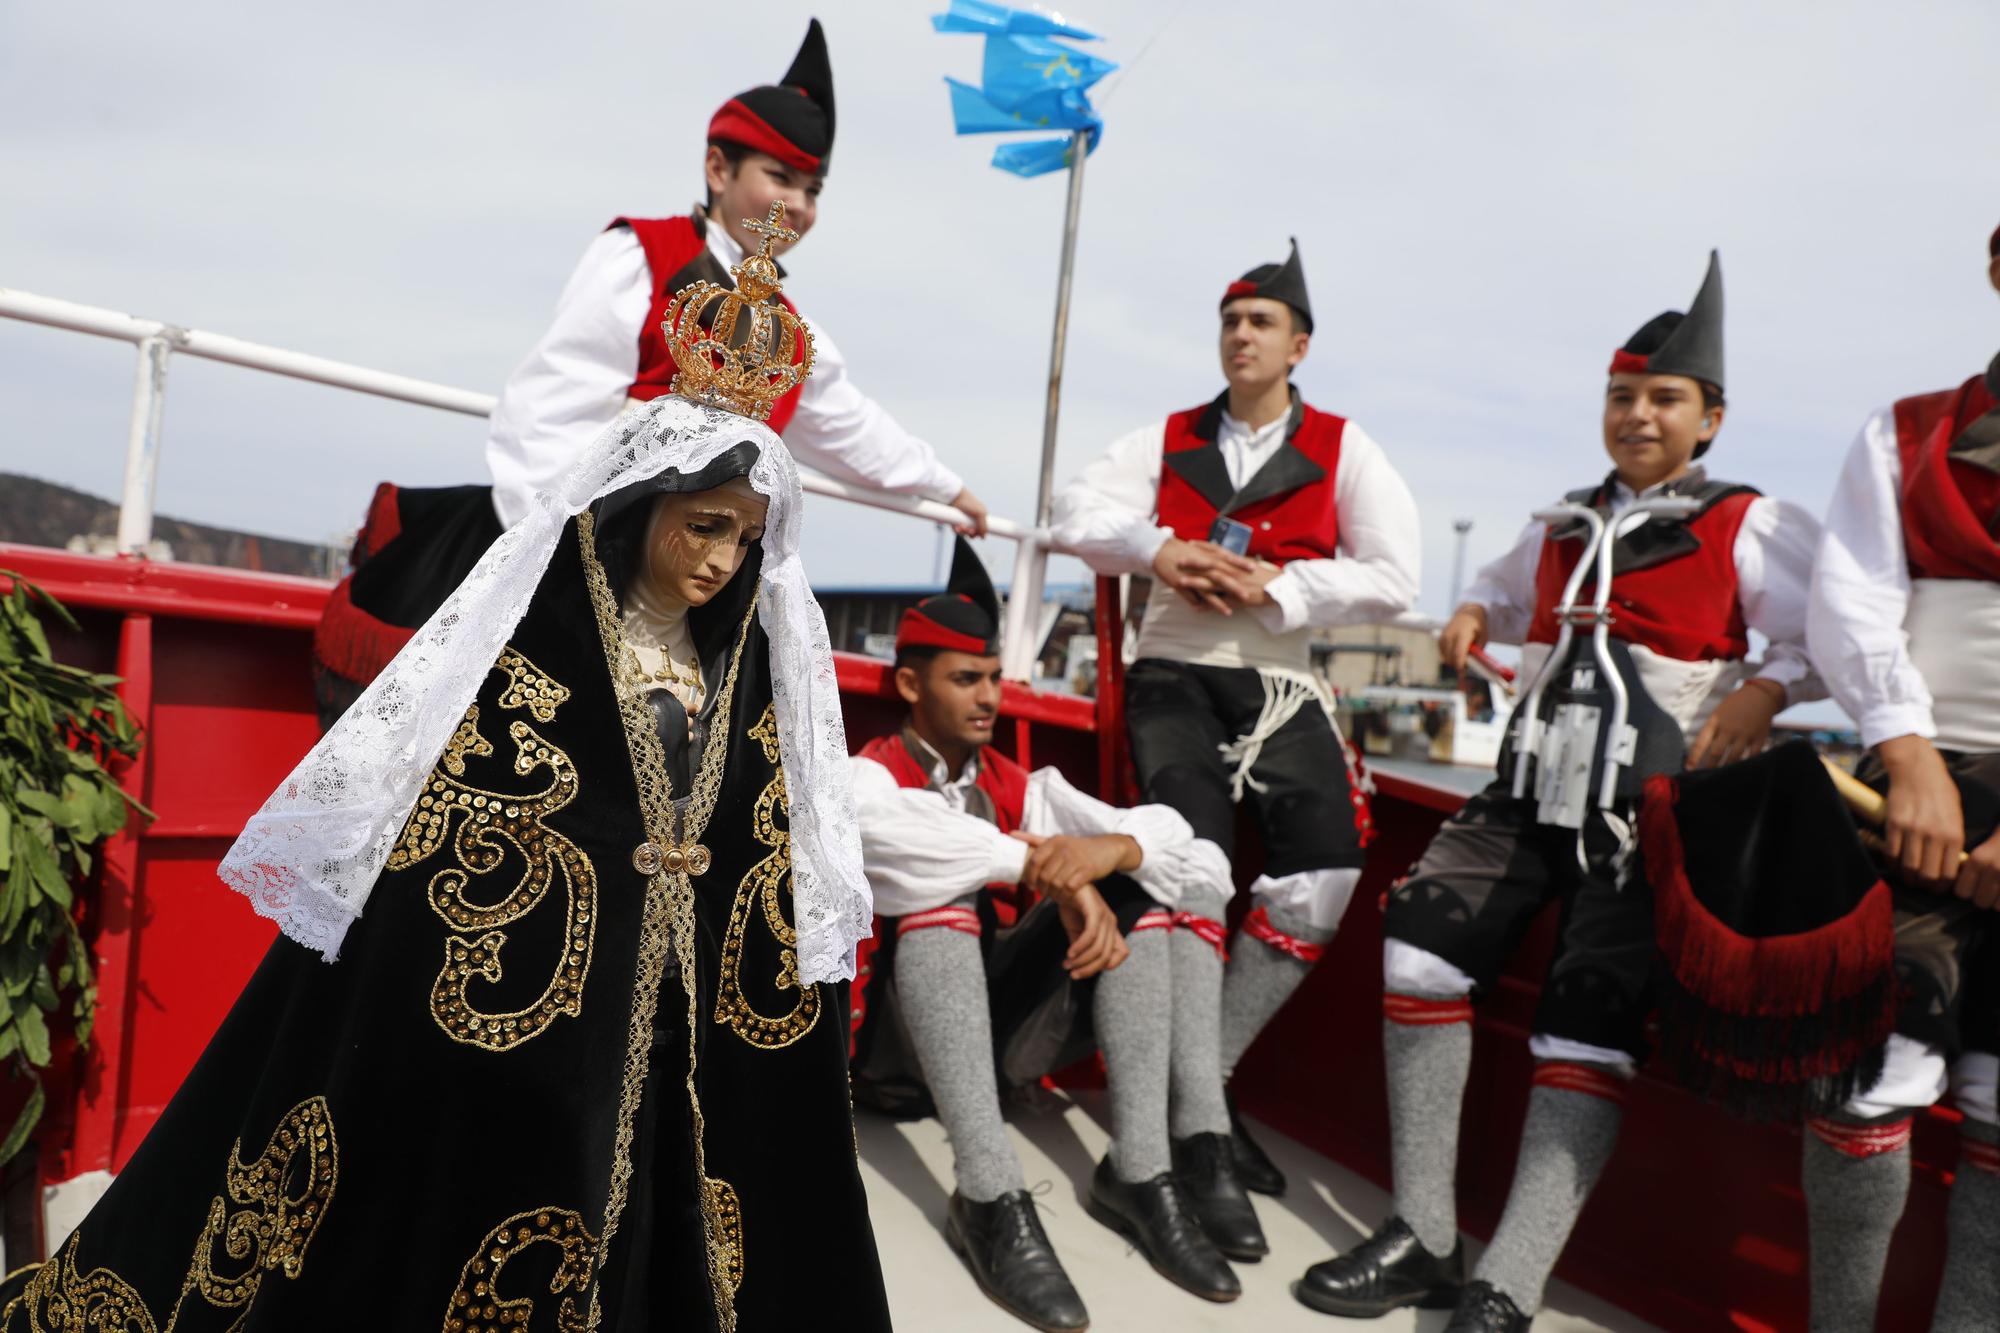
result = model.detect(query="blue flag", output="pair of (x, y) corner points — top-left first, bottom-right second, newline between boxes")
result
(934, 2), (1112, 178)
(931, 0), (1098, 40)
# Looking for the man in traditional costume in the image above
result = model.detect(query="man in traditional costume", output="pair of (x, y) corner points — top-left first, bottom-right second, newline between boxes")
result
(312, 18), (988, 725)
(1051, 241), (1421, 1211)
(1296, 254), (1826, 1331)
(1, 208), (886, 1331)
(847, 538), (1243, 1327)
(1799, 224), (2000, 1330)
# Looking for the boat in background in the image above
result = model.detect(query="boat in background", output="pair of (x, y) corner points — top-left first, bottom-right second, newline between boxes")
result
(0, 288), (1966, 1330)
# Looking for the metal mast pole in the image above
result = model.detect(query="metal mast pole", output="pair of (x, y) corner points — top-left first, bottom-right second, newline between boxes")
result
(1002, 128), (1090, 681)
(1034, 128), (1089, 529)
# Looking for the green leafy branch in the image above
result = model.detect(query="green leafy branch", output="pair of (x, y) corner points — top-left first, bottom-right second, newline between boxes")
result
(0, 571), (152, 1166)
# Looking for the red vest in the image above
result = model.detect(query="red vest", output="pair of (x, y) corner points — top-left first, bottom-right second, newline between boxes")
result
(1526, 480), (1758, 662)
(1154, 393), (1345, 566)
(1893, 367), (2000, 582)
(608, 213), (804, 436)
(856, 732), (1030, 837)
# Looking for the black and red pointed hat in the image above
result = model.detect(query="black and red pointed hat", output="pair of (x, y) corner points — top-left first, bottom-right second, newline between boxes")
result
(707, 19), (836, 175)
(1609, 250), (1725, 393)
(1220, 238), (1312, 333)
(896, 537), (1001, 656)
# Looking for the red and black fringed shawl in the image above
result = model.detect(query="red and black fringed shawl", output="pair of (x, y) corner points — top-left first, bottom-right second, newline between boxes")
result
(1639, 740), (1896, 1121)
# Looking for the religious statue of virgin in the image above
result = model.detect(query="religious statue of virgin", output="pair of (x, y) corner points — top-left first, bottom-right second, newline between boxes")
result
(2, 204), (889, 1332)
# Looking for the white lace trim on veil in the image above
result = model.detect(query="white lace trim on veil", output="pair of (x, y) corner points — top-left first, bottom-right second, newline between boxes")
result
(216, 396), (871, 986)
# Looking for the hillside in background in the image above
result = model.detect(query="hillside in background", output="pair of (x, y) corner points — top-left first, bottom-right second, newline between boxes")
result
(0, 472), (343, 578)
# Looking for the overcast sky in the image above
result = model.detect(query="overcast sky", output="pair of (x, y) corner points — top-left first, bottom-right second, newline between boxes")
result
(4, 1), (1997, 653)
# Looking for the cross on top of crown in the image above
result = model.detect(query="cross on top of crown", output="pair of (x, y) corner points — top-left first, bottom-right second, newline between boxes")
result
(741, 201), (799, 258)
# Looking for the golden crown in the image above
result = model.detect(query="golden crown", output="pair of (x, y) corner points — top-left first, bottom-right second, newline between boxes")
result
(665, 201), (817, 421)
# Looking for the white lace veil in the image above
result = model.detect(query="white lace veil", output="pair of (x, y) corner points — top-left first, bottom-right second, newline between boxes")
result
(217, 396), (871, 986)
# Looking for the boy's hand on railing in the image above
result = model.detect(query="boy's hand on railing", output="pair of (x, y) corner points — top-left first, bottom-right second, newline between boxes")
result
(1688, 677), (1784, 769)
(1438, 605), (1489, 670)
(1152, 537), (1256, 616)
(947, 486), (989, 537)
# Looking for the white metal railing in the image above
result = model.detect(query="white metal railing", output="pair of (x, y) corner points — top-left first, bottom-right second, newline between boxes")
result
(0, 286), (1057, 680)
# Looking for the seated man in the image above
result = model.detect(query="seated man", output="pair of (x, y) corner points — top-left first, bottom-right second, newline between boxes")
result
(848, 540), (1242, 1330)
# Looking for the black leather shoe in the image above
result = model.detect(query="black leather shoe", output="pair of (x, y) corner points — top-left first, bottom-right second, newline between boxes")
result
(1294, 1216), (1463, 1317)
(1172, 1132), (1268, 1261)
(1085, 1157), (1241, 1302)
(1225, 1082), (1287, 1196)
(944, 1190), (1090, 1332)
(1444, 1280), (1529, 1332)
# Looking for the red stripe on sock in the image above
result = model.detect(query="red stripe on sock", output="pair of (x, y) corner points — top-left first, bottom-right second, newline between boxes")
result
(1241, 905), (1325, 963)
(1383, 993), (1473, 1026)
(1963, 1138), (2000, 1176)
(897, 906), (981, 938)
(1172, 912), (1230, 960)
(1131, 910), (1172, 933)
(1808, 1116), (1914, 1159)
(1532, 1061), (1630, 1105)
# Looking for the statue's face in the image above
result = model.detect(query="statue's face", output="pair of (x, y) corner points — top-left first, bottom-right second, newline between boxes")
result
(638, 480), (768, 607)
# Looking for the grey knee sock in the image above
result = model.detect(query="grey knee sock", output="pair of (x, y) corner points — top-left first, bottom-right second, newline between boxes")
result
(895, 898), (1024, 1202)
(1930, 1119), (2000, 1332)
(1474, 1070), (1627, 1314)
(1383, 993), (1473, 1257)
(1168, 886), (1231, 1140)
(1095, 924), (1173, 1181)
(1219, 902), (1335, 1077)
(1802, 1113), (1913, 1332)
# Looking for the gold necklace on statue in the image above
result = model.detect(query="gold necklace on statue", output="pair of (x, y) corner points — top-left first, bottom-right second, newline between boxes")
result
(619, 642), (704, 699)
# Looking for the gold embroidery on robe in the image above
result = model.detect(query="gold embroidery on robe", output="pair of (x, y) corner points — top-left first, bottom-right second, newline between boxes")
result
(714, 703), (819, 1049)
(442, 1208), (597, 1333)
(389, 649), (598, 1052)
(705, 1178), (744, 1296)
(4, 1096), (337, 1332)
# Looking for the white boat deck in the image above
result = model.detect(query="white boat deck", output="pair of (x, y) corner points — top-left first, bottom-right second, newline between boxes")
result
(857, 1088), (1658, 1332)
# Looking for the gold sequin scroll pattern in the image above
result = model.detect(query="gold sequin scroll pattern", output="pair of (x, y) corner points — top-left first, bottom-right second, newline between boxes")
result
(714, 703), (819, 1048)
(388, 648), (598, 1053)
(443, 1207), (598, 1333)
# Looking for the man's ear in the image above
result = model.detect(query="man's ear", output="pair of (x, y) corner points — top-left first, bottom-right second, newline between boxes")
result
(1698, 402), (1727, 443)
(1288, 330), (1311, 370)
(703, 144), (733, 197)
(893, 664), (924, 706)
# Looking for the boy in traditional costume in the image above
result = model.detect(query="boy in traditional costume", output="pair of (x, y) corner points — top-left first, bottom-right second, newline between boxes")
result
(848, 539), (1244, 1327)
(312, 18), (987, 725)
(1800, 224), (2000, 1330)
(1296, 254), (1825, 1331)
(2, 209), (886, 1331)
(1052, 241), (1420, 1211)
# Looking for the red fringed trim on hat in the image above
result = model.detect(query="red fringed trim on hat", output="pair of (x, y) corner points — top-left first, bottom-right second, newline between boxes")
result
(1608, 349), (1651, 375)
(1131, 909), (1173, 933)
(1641, 774), (1895, 1019)
(356, 482), (402, 561)
(312, 578), (415, 691)
(897, 905), (982, 937)
(1383, 993), (1472, 1027)
(1534, 1060), (1631, 1105)
(1241, 905), (1324, 963)
(707, 97), (824, 174)
(1172, 912), (1229, 959)
(1809, 1115), (1912, 1160)
(894, 606), (993, 656)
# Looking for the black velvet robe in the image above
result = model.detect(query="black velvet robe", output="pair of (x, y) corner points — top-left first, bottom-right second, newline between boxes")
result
(1, 508), (891, 1332)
